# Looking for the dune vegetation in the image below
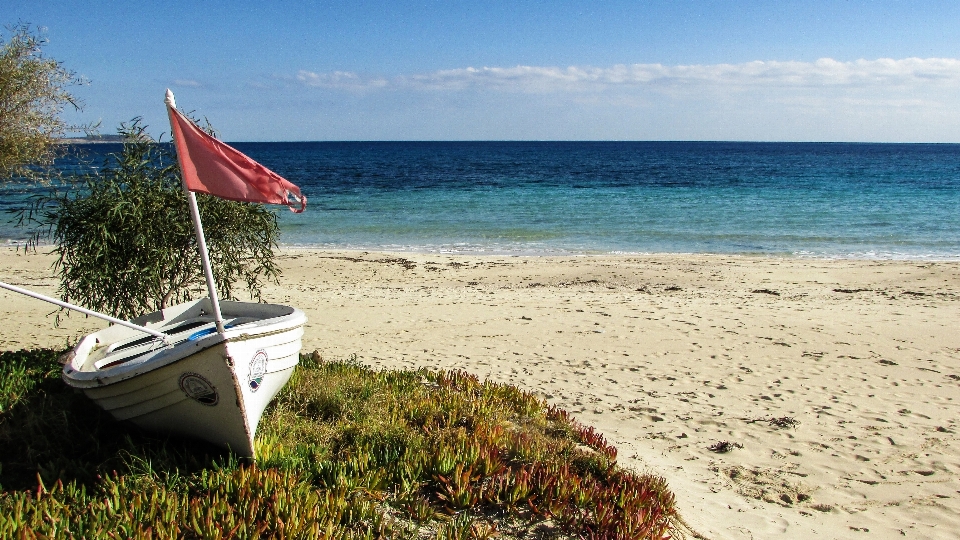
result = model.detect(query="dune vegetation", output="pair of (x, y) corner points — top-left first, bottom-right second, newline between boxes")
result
(0, 348), (689, 539)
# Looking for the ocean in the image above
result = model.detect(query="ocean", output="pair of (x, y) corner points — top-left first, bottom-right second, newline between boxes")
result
(4, 141), (960, 259)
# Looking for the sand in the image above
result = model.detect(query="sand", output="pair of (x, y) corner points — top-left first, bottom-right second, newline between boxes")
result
(3, 246), (959, 539)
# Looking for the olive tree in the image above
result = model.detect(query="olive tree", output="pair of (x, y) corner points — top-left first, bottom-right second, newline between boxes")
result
(23, 119), (282, 320)
(0, 24), (87, 181)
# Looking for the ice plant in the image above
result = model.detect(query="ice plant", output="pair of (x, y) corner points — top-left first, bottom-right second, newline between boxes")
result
(1, 350), (691, 539)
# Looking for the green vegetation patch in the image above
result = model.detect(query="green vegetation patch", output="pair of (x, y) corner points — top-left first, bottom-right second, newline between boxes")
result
(0, 349), (689, 539)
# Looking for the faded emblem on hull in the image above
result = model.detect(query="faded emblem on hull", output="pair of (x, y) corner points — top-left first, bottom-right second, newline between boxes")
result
(179, 372), (219, 406)
(248, 349), (268, 392)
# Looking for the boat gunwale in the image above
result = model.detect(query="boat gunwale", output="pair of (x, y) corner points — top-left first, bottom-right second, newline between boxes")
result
(62, 302), (306, 389)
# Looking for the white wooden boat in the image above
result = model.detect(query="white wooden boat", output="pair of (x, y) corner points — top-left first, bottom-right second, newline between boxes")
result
(61, 298), (306, 458)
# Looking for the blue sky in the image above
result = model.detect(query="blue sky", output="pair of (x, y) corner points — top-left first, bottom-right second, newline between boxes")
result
(8, 1), (960, 141)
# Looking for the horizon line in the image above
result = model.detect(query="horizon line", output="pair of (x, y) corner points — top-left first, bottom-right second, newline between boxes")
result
(61, 138), (960, 145)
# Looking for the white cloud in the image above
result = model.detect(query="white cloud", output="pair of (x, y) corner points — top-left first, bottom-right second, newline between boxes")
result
(284, 58), (960, 142)
(296, 58), (960, 94)
(173, 79), (203, 88)
(296, 70), (388, 90)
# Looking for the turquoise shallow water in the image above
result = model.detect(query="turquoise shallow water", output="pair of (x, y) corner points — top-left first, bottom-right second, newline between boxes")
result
(4, 141), (960, 259)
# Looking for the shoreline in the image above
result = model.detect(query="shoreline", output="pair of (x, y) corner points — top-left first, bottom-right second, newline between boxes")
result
(281, 245), (960, 262)
(9, 240), (960, 263)
(2, 247), (959, 539)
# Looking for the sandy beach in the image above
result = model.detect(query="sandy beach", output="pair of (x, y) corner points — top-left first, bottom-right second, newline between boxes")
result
(2, 246), (959, 539)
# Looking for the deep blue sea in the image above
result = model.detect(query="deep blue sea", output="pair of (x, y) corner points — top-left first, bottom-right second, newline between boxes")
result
(4, 141), (960, 259)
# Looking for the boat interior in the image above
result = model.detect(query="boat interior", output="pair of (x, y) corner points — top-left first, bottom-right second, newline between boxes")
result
(74, 299), (298, 373)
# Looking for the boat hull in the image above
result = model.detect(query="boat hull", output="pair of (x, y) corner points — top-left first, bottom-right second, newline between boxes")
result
(62, 299), (305, 457)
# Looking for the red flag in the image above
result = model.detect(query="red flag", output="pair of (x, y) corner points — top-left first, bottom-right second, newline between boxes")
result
(167, 105), (306, 213)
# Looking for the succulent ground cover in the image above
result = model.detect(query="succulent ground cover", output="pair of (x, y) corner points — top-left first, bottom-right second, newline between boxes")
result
(0, 349), (690, 539)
